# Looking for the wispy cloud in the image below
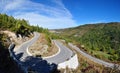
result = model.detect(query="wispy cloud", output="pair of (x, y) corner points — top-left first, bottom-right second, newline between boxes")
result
(0, 0), (77, 29)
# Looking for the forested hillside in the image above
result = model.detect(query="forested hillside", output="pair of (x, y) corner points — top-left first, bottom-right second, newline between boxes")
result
(0, 14), (49, 36)
(56, 22), (120, 63)
(0, 13), (50, 73)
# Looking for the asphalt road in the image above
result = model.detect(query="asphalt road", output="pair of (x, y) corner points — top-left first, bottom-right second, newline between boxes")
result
(13, 32), (73, 72)
(44, 40), (73, 64)
(68, 43), (120, 70)
(15, 32), (73, 64)
(15, 32), (40, 61)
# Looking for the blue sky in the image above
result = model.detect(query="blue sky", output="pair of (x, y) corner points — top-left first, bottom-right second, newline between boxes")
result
(0, 0), (120, 29)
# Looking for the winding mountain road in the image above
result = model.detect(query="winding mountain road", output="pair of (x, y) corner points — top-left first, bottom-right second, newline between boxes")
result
(15, 32), (73, 64)
(13, 32), (120, 71)
(15, 32), (40, 61)
(68, 43), (120, 70)
(44, 40), (73, 64)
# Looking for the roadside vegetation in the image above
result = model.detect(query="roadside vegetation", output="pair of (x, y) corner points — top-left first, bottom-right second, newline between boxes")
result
(65, 50), (120, 73)
(0, 13), (55, 72)
(58, 39), (120, 73)
(55, 22), (120, 64)
(0, 13), (50, 37)
(1, 13), (120, 73)
(0, 33), (24, 73)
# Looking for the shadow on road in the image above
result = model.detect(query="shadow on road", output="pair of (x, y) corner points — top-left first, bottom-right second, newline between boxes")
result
(15, 53), (60, 73)
(24, 56), (60, 73)
(15, 52), (23, 60)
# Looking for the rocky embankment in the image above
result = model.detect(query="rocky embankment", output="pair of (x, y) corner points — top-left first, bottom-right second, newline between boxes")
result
(1, 31), (33, 51)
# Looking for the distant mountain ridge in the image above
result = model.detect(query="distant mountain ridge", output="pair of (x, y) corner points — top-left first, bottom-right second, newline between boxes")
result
(56, 22), (120, 37)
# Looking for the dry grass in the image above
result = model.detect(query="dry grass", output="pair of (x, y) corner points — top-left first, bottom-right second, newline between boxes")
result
(44, 41), (58, 57)
(29, 33), (58, 57)
(71, 46), (120, 73)
(57, 42), (120, 73)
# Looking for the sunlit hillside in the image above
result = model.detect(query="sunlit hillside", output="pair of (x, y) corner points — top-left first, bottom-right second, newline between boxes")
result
(55, 22), (120, 63)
